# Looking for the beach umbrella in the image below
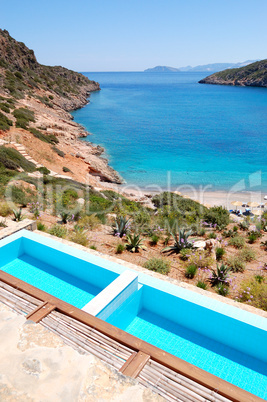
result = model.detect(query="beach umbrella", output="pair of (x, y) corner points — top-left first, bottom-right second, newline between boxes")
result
(231, 201), (243, 210)
(253, 209), (263, 216)
(247, 202), (259, 209)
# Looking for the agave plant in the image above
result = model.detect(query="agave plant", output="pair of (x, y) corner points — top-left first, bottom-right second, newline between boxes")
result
(126, 234), (146, 253)
(59, 211), (71, 224)
(208, 263), (232, 287)
(162, 228), (193, 253)
(112, 216), (131, 238)
(13, 208), (23, 222)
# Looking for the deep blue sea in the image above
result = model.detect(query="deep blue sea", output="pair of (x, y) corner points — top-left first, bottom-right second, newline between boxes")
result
(71, 72), (267, 192)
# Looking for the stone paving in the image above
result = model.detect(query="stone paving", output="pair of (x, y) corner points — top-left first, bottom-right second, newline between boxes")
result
(0, 303), (163, 402)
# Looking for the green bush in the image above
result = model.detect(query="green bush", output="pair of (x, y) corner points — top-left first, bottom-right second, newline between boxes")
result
(144, 258), (170, 275)
(9, 186), (29, 207)
(179, 248), (192, 261)
(0, 146), (36, 172)
(29, 128), (59, 144)
(37, 166), (50, 175)
(69, 230), (88, 246)
(208, 263), (231, 286)
(13, 107), (35, 129)
(196, 281), (207, 290)
(150, 234), (159, 245)
(237, 278), (267, 311)
(0, 201), (12, 217)
(204, 206), (230, 229)
(0, 103), (10, 113)
(63, 166), (71, 172)
(0, 111), (13, 131)
(48, 224), (67, 238)
(229, 236), (245, 249)
(216, 247), (225, 261)
(216, 283), (229, 297)
(227, 255), (246, 273)
(238, 247), (256, 262)
(248, 231), (261, 244)
(52, 146), (65, 157)
(37, 222), (46, 231)
(116, 243), (125, 254)
(185, 264), (197, 279)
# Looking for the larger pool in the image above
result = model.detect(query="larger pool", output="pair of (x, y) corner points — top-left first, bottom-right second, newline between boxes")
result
(0, 230), (266, 400)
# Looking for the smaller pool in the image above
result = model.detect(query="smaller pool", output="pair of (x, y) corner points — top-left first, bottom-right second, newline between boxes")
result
(0, 231), (120, 308)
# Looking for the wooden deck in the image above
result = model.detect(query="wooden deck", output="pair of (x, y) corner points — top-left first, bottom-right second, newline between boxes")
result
(0, 271), (263, 402)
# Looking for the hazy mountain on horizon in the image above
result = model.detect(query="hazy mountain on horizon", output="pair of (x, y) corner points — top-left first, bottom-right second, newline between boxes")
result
(144, 60), (258, 73)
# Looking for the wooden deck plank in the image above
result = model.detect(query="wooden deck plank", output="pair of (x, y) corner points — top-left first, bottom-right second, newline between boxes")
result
(120, 351), (150, 378)
(26, 301), (56, 323)
(0, 270), (264, 402)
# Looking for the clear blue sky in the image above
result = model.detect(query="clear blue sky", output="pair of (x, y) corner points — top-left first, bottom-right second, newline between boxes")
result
(0, 0), (266, 71)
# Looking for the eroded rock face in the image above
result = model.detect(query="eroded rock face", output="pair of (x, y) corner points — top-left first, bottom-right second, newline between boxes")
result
(0, 303), (164, 402)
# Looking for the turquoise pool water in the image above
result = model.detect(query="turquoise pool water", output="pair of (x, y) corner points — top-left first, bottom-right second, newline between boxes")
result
(108, 307), (267, 399)
(0, 231), (266, 400)
(2, 255), (100, 308)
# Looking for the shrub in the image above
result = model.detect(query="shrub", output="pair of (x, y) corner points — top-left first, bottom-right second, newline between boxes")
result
(48, 224), (67, 238)
(63, 166), (71, 173)
(150, 234), (159, 246)
(239, 220), (250, 231)
(196, 281), (207, 290)
(229, 236), (245, 249)
(0, 111), (13, 131)
(248, 231), (261, 244)
(37, 222), (46, 231)
(188, 250), (214, 269)
(59, 211), (71, 224)
(52, 146), (65, 157)
(0, 103), (10, 113)
(233, 226), (238, 232)
(208, 232), (217, 239)
(0, 202), (12, 217)
(208, 263), (231, 287)
(29, 128), (59, 144)
(79, 215), (100, 230)
(203, 206), (230, 229)
(69, 230), (88, 247)
(237, 278), (267, 311)
(227, 255), (246, 273)
(198, 228), (206, 236)
(9, 186), (29, 207)
(185, 264), (197, 279)
(144, 258), (170, 275)
(90, 245), (97, 250)
(238, 247), (256, 262)
(179, 248), (192, 261)
(126, 234), (146, 252)
(116, 243), (125, 254)
(215, 247), (225, 261)
(255, 275), (264, 284)
(0, 146), (35, 172)
(216, 283), (230, 297)
(37, 166), (50, 175)
(13, 107), (35, 129)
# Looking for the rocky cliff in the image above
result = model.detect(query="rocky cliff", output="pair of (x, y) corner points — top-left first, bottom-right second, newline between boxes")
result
(199, 59), (267, 87)
(0, 29), (122, 184)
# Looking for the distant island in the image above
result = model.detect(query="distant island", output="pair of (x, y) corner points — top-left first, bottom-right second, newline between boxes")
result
(199, 59), (267, 88)
(144, 61), (257, 73)
(144, 66), (180, 73)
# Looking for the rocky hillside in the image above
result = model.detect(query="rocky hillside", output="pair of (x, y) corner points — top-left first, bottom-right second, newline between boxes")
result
(199, 59), (267, 87)
(0, 29), (100, 110)
(0, 29), (122, 184)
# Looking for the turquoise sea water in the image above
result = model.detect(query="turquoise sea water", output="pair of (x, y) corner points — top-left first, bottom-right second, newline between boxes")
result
(72, 72), (267, 191)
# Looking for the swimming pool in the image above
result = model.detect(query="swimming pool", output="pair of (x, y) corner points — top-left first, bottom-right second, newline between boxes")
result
(0, 230), (266, 400)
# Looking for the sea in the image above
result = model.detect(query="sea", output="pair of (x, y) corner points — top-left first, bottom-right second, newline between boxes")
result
(71, 72), (267, 193)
